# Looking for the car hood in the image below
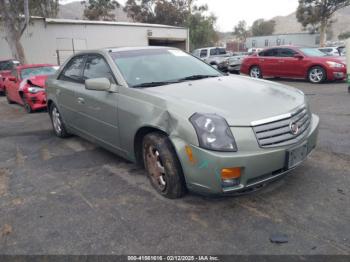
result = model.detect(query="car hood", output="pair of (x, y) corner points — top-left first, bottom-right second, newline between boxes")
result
(314, 56), (346, 64)
(26, 75), (49, 88)
(144, 75), (306, 126)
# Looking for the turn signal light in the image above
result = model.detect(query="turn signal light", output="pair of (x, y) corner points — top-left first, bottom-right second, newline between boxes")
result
(185, 145), (196, 164)
(221, 167), (241, 180)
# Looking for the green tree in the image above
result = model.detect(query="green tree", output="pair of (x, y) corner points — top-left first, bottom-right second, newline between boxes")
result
(124, 0), (218, 50)
(296, 0), (350, 47)
(82, 0), (121, 21)
(251, 19), (276, 36)
(0, 0), (59, 63)
(233, 20), (250, 42)
(338, 31), (350, 40)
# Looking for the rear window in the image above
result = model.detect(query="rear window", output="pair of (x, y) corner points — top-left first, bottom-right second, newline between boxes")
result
(210, 48), (227, 56)
(0, 60), (20, 71)
(259, 49), (278, 57)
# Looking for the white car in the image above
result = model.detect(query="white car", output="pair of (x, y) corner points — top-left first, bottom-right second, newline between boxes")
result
(318, 47), (342, 56)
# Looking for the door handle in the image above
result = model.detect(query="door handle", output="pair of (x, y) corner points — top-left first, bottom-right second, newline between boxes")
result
(77, 97), (85, 104)
(279, 60), (285, 63)
(259, 59), (265, 62)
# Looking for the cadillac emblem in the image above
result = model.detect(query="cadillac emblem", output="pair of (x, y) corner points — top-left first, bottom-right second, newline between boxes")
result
(289, 122), (300, 135)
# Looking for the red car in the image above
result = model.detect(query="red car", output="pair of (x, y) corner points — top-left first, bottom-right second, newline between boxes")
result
(4, 64), (57, 113)
(0, 59), (21, 94)
(240, 46), (347, 83)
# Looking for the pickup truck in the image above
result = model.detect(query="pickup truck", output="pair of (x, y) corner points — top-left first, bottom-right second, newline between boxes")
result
(192, 47), (231, 70)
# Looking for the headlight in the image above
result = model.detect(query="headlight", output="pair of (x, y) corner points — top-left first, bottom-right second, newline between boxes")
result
(190, 113), (237, 152)
(28, 87), (45, 94)
(326, 61), (345, 68)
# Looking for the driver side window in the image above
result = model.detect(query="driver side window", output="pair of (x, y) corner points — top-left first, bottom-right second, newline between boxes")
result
(83, 55), (116, 84)
(59, 56), (86, 83)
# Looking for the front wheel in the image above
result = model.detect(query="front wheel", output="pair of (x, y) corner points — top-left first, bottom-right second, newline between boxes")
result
(142, 133), (186, 199)
(250, 66), (262, 79)
(308, 66), (326, 84)
(22, 95), (33, 113)
(49, 104), (70, 138)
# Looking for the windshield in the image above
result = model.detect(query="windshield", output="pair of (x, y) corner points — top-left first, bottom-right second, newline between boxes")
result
(21, 66), (57, 79)
(110, 48), (221, 88)
(300, 48), (327, 57)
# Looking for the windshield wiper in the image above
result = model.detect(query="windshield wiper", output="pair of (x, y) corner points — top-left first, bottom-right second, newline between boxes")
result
(132, 81), (179, 88)
(177, 74), (220, 82)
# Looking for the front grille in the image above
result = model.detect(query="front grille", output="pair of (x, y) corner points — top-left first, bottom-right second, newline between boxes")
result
(253, 107), (311, 148)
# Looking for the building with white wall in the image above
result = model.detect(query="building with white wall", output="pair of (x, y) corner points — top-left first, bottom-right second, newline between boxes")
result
(246, 33), (320, 49)
(0, 17), (189, 65)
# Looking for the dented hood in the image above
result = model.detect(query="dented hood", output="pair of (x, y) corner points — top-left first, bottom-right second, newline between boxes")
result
(27, 75), (49, 88)
(144, 75), (306, 126)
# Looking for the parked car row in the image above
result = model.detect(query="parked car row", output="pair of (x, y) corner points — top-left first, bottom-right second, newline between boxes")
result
(0, 61), (58, 113)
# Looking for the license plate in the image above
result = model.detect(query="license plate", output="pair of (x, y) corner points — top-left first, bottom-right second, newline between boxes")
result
(287, 143), (308, 169)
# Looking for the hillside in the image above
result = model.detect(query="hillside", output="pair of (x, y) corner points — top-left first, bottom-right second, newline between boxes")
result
(272, 6), (350, 40)
(58, 1), (131, 22)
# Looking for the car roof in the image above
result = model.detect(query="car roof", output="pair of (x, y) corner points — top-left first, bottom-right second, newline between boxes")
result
(17, 64), (55, 70)
(0, 59), (19, 63)
(71, 46), (179, 56)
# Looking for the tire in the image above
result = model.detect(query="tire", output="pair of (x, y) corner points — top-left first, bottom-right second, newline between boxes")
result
(5, 89), (14, 104)
(142, 132), (187, 199)
(22, 95), (33, 113)
(308, 66), (326, 84)
(49, 103), (70, 138)
(249, 66), (262, 79)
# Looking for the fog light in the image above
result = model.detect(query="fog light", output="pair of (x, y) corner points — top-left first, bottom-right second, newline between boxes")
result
(221, 167), (241, 187)
(222, 178), (240, 188)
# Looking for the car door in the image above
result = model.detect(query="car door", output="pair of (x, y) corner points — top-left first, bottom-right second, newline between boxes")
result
(56, 55), (87, 129)
(276, 48), (304, 78)
(76, 54), (120, 149)
(7, 69), (22, 103)
(258, 48), (279, 76)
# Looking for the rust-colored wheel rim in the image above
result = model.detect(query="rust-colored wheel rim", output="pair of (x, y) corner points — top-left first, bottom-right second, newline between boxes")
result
(145, 145), (167, 192)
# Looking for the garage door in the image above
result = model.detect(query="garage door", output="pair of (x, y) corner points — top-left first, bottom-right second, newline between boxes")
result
(149, 38), (187, 51)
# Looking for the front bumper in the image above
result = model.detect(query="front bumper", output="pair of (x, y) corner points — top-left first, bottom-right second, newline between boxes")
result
(171, 114), (319, 195)
(327, 67), (347, 81)
(228, 63), (241, 72)
(25, 91), (47, 111)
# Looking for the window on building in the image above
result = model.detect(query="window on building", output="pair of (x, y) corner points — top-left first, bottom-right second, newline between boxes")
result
(276, 39), (281, 46)
(252, 40), (257, 48)
(265, 39), (269, 47)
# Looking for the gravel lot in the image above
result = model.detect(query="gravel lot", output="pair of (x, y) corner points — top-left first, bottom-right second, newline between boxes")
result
(0, 79), (349, 255)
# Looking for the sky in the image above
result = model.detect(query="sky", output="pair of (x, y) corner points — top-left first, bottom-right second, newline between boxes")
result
(59, 0), (299, 32)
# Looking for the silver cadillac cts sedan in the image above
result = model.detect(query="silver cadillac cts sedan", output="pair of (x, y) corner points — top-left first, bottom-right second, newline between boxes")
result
(46, 47), (320, 198)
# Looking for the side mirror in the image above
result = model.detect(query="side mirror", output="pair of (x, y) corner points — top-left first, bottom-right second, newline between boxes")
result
(85, 78), (111, 91)
(294, 54), (304, 59)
